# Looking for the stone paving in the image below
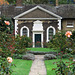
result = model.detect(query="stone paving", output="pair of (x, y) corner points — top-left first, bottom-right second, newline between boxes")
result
(29, 55), (47, 75)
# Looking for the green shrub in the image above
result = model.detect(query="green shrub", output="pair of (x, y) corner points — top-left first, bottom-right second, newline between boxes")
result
(0, 31), (15, 57)
(48, 31), (67, 51)
(0, 16), (13, 34)
(48, 31), (74, 52)
(15, 35), (32, 48)
(0, 56), (14, 75)
(53, 52), (75, 75)
(12, 54), (23, 59)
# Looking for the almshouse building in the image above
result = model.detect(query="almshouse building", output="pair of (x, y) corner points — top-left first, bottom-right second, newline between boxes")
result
(0, 0), (75, 47)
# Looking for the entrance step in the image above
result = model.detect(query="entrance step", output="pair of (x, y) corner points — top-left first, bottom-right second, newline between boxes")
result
(27, 51), (57, 55)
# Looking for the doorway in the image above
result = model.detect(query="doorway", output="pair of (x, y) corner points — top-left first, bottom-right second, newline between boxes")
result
(35, 34), (41, 47)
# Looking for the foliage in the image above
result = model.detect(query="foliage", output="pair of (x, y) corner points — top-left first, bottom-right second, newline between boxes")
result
(53, 54), (75, 75)
(0, 31), (28, 58)
(45, 59), (71, 75)
(47, 42), (56, 49)
(12, 35), (32, 59)
(0, 16), (14, 75)
(47, 31), (75, 74)
(43, 42), (48, 48)
(48, 31), (67, 51)
(48, 31), (75, 53)
(0, 56), (14, 75)
(15, 35), (32, 48)
(6, 0), (75, 5)
(33, 0), (48, 4)
(57, 52), (73, 59)
(12, 54), (23, 59)
(35, 41), (41, 47)
(0, 31), (15, 57)
(71, 30), (75, 39)
(0, 16), (13, 34)
(23, 0), (34, 4)
(6, 0), (16, 4)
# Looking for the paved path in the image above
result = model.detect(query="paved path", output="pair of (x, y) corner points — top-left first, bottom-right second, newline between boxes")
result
(29, 55), (47, 75)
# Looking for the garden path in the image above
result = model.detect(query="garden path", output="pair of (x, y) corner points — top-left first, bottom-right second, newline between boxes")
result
(29, 55), (47, 75)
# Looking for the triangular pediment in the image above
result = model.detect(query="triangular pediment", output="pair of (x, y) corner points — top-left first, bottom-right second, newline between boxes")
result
(14, 6), (62, 19)
(20, 8), (57, 18)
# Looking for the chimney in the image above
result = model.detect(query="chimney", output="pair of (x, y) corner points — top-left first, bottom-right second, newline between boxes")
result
(16, 0), (22, 6)
(56, 0), (58, 6)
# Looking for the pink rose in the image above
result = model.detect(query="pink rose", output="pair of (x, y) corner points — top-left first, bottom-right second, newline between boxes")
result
(7, 57), (13, 63)
(65, 31), (72, 37)
(4, 21), (10, 25)
(73, 59), (75, 62)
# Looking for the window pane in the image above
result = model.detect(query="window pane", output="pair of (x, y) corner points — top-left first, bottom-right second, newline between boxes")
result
(22, 28), (27, 36)
(67, 20), (73, 26)
(48, 28), (53, 40)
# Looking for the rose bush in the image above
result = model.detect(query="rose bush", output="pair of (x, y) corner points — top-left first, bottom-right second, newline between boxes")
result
(0, 56), (14, 75)
(52, 31), (75, 75)
(0, 16), (13, 34)
(48, 31), (75, 53)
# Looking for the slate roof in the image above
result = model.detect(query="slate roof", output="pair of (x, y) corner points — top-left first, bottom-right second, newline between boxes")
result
(0, 4), (75, 19)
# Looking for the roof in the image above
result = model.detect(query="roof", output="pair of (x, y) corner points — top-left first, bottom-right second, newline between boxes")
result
(0, 0), (9, 5)
(55, 4), (75, 18)
(14, 5), (62, 20)
(0, 4), (75, 19)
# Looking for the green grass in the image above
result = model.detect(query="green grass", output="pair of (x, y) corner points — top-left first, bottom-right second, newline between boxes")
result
(12, 59), (32, 75)
(27, 48), (58, 52)
(45, 59), (72, 75)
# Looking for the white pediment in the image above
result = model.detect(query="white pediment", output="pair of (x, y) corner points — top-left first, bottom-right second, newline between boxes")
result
(14, 6), (62, 20)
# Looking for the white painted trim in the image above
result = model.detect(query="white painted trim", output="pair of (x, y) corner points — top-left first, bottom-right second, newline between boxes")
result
(15, 20), (18, 36)
(14, 5), (62, 19)
(58, 20), (61, 30)
(16, 18), (59, 20)
(32, 20), (44, 48)
(33, 20), (43, 31)
(66, 26), (74, 27)
(47, 26), (55, 42)
(20, 26), (29, 37)
(0, 11), (1, 15)
(32, 32), (43, 48)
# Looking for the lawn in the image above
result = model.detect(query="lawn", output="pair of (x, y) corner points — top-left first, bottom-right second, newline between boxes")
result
(45, 59), (72, 75)
(12, 59), (32, 75)
(27, 48), (58, 52)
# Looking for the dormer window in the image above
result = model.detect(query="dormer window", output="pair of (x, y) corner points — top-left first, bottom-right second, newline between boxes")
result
(66, 20), (74, 27)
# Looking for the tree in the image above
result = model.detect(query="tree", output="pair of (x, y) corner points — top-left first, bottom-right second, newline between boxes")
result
(6, 0), (16, 4)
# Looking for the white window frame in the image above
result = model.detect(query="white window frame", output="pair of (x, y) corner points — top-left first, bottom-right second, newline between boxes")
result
(47, 26), (55, 42)
(20, 26), (29, 37)
(66, 20), (74, 28)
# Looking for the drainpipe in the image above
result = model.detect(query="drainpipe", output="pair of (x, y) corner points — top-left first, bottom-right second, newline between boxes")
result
(56, 0), (58, 6)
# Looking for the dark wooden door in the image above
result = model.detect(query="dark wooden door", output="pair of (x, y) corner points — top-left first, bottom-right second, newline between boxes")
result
(35, 34), (41, 47)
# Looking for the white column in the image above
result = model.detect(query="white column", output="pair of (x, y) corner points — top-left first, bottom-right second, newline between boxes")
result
(15, 20), (18, 36)
(41, 32), (43, 48)
(33, 32), (35, 47)
(58, 20), (61, 30)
